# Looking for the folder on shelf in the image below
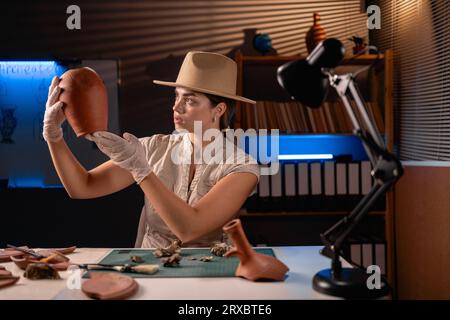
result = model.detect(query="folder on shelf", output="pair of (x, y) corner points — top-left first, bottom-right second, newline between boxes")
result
(324, 161), (336, 196)
(284, 163), (296, 196)
(336, 163), (347, 195)
(375, 243), (386, 275)
(362, 243), (373, 268)
(297, 162), (309, 196)
(270, 164), (283, 197)
(348, 162), (360, 195)
(350, 243), (362, 266)
(361, 160), (372, 195)
(310, 162), (322, 195)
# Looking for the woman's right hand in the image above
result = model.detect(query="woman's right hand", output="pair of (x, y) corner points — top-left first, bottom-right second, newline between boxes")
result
(42, 76), (66, 142)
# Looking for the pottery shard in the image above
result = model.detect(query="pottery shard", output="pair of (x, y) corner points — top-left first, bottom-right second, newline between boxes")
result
(131, 255), (144, 263)
(199, 256), (214, 262)
(161, 253), (181, 267)
(210, 242), (231, 257)
(59, 67), (108, 137)
(24, 263), (61, 280)
(153, 240), (181, 258)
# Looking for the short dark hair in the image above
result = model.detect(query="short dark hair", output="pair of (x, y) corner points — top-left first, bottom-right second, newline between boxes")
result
(204, 93), (236, 130)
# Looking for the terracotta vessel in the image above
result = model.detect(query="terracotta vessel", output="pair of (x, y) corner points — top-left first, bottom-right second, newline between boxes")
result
(305, 12), (327, 54)
(223, 219), (289, 281)
(59, 67), (108, 137)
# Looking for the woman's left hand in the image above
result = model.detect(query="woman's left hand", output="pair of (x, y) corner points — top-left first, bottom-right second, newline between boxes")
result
(86, 131), (152, 184)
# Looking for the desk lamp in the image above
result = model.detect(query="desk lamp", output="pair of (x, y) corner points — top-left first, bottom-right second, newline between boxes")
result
(277, 38), (403, 299)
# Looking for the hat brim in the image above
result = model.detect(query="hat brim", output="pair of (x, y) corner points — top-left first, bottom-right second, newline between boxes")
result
(153, 80), (256, 104)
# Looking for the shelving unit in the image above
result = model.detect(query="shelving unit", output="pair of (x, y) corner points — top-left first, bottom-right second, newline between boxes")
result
(234, 49), (396, 288)
(234, 51), (388, 135)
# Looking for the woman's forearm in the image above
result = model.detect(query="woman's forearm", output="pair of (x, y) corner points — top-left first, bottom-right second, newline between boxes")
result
(47, 139), (89, 198)
(138, 172), (200, 242)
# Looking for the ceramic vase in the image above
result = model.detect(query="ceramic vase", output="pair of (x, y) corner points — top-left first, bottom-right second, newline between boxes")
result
(223, 219), (289, 281)
(59, 67), (108, 137)
(305, 12), (327, 54)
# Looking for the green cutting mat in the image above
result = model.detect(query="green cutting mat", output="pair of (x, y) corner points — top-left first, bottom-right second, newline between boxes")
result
(83, 248), (275, 278)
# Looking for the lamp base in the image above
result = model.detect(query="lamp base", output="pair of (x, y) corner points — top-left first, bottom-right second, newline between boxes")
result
(313, 268), (390, 299)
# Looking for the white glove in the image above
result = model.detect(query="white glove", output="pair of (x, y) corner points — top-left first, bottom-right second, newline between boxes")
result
(86, 131), (152, 184)
(43, 76), (66, 142)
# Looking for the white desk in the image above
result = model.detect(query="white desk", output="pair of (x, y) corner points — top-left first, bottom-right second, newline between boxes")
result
(0, 246), (348, 300)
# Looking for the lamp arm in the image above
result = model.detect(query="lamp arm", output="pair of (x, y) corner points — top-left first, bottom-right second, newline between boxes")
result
(319, 73), (403, 273)
(337, 90), (379, 166)
(332, 180), (393, 251)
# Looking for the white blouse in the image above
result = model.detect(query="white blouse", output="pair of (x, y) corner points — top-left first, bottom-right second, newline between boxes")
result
(134, 132), (260, 248)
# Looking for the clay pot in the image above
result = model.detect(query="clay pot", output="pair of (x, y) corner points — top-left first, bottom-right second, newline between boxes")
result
(305, 12), (327, 54)
(59, 67), (108, 137)
(223, 219), (289, 281)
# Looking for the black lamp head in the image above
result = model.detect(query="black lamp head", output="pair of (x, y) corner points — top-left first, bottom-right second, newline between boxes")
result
(277, 38), (345, 108)
(277, 60), (329, 108)
(307, 38), (345, 68)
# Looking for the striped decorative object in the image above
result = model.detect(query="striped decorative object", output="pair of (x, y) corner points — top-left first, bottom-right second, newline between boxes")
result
(305, 13), (327, 54)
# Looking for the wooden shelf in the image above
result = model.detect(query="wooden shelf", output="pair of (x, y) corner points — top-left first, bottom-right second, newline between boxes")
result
(234, 49), (395, 290)
(239, 54), (302, 64)
(237, 53), (384, 65)
(234, 51), (388, 135)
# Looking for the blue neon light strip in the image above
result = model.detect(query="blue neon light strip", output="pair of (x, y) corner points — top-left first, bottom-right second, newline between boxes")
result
(278, 154), (334, 160)
(7, 178), (63, 189)
(241, 134), (369, 162)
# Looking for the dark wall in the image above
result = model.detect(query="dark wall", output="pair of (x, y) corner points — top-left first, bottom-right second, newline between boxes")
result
(0, 185), (144, 248)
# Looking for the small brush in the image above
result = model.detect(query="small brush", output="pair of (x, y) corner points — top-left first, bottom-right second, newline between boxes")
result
(78, 263), (159, 275)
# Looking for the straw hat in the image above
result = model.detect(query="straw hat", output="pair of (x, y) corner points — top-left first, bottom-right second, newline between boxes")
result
(153, 51), (256, 104)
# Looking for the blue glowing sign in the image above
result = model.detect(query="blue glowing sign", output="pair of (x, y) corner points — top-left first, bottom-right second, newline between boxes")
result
(0, 60), (120, 188)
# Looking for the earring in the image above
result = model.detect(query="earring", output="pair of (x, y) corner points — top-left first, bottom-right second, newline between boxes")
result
(213, 116), (216, 123)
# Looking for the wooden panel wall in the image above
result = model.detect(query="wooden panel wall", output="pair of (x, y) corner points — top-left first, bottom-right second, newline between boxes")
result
(395, 165), (450, 299)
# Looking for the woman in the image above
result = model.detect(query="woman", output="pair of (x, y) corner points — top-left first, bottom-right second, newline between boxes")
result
(43, 51), (260, 248)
